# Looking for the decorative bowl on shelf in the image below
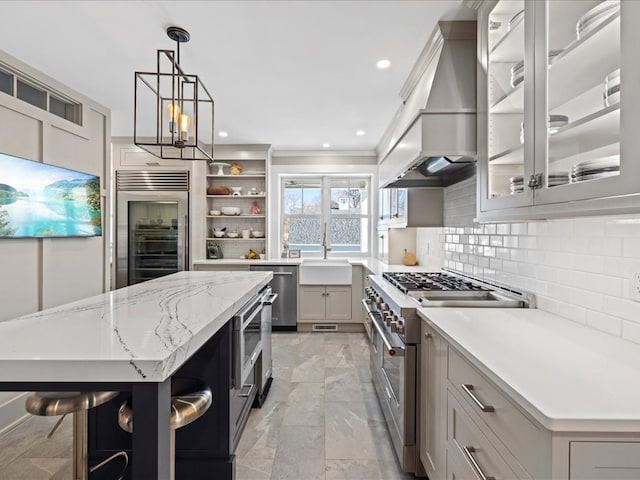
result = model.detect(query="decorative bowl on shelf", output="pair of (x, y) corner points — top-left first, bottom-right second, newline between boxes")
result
(210, 210), (221, 216)
(209, 162), (231, 176)
(252, 231), (264, 238)
(213, 231), (226, 238)
(226, 232), (239, 238)
(221, 207), (241, 216)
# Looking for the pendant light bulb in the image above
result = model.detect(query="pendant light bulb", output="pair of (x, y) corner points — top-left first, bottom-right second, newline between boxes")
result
(167, 103), (180, 133)
(179, 113), (191, 141)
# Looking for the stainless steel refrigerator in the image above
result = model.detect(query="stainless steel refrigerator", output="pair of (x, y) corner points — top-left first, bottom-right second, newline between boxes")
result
(115, 171), (189, 288)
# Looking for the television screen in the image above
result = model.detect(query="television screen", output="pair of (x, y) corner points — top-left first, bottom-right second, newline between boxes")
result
(0, 153), (102, 238)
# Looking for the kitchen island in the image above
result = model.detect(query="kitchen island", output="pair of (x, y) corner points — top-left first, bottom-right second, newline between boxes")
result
(0, 270), (272, 479)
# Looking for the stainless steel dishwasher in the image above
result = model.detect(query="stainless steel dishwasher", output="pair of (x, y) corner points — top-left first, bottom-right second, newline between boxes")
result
(249, 265), (298, 331)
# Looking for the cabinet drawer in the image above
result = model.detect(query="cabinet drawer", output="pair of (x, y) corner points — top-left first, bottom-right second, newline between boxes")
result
(447, 346), (543, 475)
(570, 442), (640, 479)
(447, 391), (519, 480)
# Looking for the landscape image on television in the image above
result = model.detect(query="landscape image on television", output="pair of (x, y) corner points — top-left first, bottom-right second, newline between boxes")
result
(0, 153), (102, 238)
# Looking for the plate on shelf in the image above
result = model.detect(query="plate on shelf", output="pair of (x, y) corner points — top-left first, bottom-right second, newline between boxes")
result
(508, 9), (524, 32)
(576, 0), (620, 40)
(572, 156), (620, 171)
(571, 170), (619, 182)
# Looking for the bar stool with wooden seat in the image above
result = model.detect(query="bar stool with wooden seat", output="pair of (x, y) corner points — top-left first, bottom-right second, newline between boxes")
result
(117, 378), (212, 480)
(25, 391), (128, 480)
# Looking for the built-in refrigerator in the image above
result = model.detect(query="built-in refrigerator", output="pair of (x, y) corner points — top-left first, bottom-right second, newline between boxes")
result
(115, 171), (189, 288)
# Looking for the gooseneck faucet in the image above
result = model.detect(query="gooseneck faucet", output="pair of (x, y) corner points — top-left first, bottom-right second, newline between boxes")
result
(321, 222), (330, 259)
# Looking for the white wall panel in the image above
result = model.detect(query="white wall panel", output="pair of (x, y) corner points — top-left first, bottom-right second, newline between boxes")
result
(0, 50), (110, 427)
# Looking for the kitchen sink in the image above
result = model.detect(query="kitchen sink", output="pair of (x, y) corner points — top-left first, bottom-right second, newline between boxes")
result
(299, 259), (352, 285)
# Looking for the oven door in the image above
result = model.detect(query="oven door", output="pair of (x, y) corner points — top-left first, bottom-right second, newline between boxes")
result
(363, 301), (407, 462)
(233, 292), (263, 388)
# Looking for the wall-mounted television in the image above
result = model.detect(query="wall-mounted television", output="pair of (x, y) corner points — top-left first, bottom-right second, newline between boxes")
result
(0, 152), (102, 238)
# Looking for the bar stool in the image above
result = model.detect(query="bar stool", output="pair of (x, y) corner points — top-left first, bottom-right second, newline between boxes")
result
(117, 378), (212, 480)
(25, 391), (128, 480)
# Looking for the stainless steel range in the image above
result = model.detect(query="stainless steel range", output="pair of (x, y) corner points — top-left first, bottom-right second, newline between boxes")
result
(362, 269), (533, 476)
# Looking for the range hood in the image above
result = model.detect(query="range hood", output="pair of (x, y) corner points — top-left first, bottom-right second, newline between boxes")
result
(377, 21), (477, 188)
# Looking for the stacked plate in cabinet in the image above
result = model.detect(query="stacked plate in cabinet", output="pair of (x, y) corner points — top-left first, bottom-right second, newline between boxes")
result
(510, 50), (563, 89)
(547, 171), (570, 187)
(510, 175), (524, 195)
(576, 0), (620, 40)
(519, 115), (569, 144)
(604, 68), (620, 107)
(571, 156), (620, 183)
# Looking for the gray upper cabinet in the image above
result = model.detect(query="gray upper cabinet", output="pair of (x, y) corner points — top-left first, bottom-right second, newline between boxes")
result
(477, 0), (640, 221)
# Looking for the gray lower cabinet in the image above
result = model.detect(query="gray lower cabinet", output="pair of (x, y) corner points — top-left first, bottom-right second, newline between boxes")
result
(569, 442), (640, 479)
(420, 323), (445, 480)
(421, 322), (640, 480)
(299, 286), (351, 323)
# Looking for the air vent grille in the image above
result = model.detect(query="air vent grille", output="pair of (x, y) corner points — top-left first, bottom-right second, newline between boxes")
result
(312, 324), (338, 331)
(116, 171), (189, 191)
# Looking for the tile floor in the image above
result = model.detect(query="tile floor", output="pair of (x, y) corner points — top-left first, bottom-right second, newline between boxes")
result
(0, 332), (414, 480)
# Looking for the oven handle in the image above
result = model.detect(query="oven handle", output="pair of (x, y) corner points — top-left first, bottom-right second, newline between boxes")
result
(362, 300), (404, 357)
(263, 293), (278, 305)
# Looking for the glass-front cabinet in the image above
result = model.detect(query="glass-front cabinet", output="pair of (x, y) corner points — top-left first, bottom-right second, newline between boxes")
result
(478, 0), (640, 220)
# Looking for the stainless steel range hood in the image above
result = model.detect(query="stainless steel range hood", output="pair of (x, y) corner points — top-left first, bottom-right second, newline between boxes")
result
(377, 21), (477, 188)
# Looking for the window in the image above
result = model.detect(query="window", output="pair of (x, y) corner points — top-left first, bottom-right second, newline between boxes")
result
(0, 69), (12, 95)
(282, 176), (370, 255)
(0, 64), (82, 125)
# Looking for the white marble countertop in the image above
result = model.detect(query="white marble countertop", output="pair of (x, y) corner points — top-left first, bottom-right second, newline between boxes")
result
(418, 307), (640, 432)
(0, 271), (272, 383)
(193, 256), (428, 277)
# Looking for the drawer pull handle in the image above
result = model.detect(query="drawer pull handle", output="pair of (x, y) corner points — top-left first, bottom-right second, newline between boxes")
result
(462, 446), (495, 480)
(462, 384), (495, 413)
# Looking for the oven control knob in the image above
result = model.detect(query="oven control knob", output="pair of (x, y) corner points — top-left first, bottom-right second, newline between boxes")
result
(390, 321), (399, 333)
(380, 303), (389, 312)
(396, 319), (405, 334)
(384, 313), (394, 326)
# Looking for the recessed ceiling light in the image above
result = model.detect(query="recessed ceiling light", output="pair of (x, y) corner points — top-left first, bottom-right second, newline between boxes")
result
(376, 59), (391, 69)
(322, 143), (330, 148)
(356, 130), (365, 136)
(218, 131), (228, 137)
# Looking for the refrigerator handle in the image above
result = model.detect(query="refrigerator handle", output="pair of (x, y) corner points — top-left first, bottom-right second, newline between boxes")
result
(184, 214), (189, 269)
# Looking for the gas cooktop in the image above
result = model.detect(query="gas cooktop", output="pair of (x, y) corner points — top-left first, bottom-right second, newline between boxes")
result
(382, 272), (489, 294)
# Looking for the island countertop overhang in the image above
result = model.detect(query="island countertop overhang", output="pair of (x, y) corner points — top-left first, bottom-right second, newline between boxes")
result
(0, 271), (272, 383)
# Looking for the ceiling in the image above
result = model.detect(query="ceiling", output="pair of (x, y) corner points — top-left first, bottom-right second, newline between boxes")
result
(1, 1), (475, 152)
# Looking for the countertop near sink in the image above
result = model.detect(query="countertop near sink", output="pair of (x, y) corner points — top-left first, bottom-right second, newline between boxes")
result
(419, 307), (640, 432)
(0, 271), (272, 383)
(193, 256), (429, 277)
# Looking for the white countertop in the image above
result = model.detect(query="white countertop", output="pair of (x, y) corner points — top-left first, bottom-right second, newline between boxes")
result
(0, 271), (272, 383)
(193, 256), (428, 277)
(419, 307), (640, 432)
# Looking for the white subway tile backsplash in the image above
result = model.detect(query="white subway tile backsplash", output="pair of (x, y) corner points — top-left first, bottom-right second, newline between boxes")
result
(605, 217), (640, 237)
(623, 238), (640, 258)
(585, 273), (623, 297)
(518, 236), (537, 249)
(490, 236), (503, 247)
(586, 310), (622, 336)
(571, 253), (605, 274)
(573, 217), (606, 237)
(510, 223), (528, 235)
(602, 295), (640, 322)
(431, 177), (640, 344)
(587, 237), (623, 256)
(497, 224), (510, 235)
(622, 320), (640, 344)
